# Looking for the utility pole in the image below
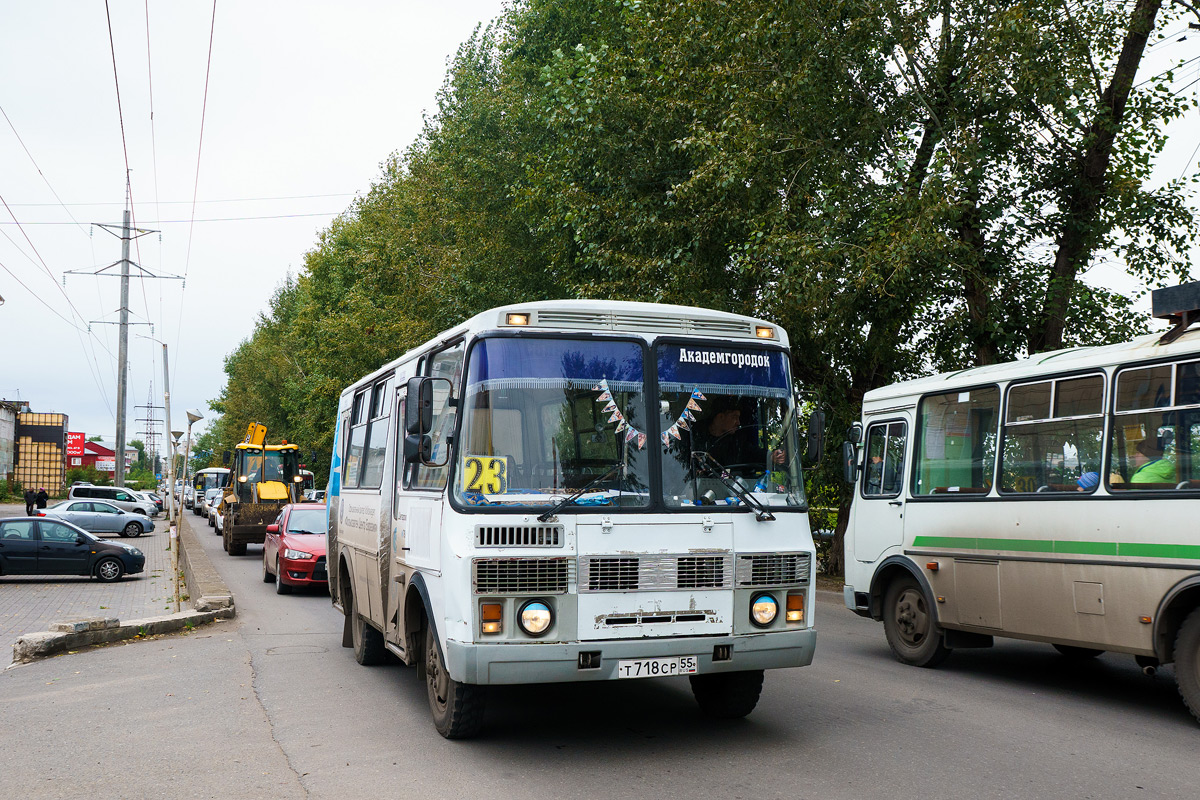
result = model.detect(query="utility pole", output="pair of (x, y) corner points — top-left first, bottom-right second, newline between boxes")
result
(114, 206), (131, 487)
(65, 176), (182, 487)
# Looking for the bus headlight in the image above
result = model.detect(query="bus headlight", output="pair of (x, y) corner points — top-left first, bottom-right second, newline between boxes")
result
(518, 600), (553, 637)
(750, 593), (778, 627)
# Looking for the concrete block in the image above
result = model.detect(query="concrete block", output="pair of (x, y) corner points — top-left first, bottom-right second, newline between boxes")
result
(48, 617), (120, 633)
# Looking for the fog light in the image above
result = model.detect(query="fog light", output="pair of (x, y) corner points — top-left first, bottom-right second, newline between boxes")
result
(518, 600), (552, 637)
(786, 592), (804, 622)
(750, 593), (778, 627)
(481, 603), (503, 635)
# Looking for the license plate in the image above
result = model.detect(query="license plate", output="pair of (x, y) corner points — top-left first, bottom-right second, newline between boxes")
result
(616, 655), (698, 679)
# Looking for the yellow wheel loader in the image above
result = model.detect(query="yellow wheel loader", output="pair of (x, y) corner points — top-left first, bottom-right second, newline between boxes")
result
(219, 423), (304, 556)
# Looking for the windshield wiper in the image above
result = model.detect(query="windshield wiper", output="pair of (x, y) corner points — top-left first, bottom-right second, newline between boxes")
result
(691, 452), (776, 521)
(537, 463), (624, 522)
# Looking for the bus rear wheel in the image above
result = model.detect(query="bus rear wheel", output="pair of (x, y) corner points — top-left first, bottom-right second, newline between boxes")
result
(425, 626), (485, 739)
(689, 669), (764, 719)
(883, 576), (951, 668)
(1174, 607), (1200, 724)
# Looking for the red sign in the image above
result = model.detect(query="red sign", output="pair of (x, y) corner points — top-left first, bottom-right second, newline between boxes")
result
(67, 432), (85, 457)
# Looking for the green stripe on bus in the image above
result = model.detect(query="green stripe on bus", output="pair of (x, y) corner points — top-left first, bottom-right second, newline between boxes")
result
(911, 535), (1197, 560)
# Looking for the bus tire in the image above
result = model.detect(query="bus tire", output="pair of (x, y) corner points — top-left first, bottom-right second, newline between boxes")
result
(883, 575), (951, 668)
(689, 669), (764, 719)
(1174, 607), (1200, 724)
(349, 585), (386, 666)
(1052, 644), (1104, 659)
(425, 625), (485, 739)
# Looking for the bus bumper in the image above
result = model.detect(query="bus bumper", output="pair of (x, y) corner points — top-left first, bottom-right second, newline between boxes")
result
(445, 629), (816, 685)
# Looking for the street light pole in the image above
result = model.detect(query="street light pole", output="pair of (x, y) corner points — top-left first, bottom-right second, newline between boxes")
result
(170, 429), (184, 613)
(176, 409), (203, 613)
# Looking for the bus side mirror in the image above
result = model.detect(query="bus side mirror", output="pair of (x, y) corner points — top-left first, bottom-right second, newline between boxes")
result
(804, 408), (826, 464)
(842, 441), (859, 484)
(405, 377), (435, 435)
(846, 422), (862, 444)
(404, 433), (435, 465)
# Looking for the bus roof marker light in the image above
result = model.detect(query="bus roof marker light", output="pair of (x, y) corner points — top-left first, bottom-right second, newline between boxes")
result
(755, 325), (775, 339)
(506, 312), (531, 326)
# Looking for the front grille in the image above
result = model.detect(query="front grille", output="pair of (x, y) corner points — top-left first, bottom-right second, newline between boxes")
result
(473, 557), (571, 595)
(735, 552), (810, 586)
(586, 557), (639, 591)
(580, 553), (732, 592)
(476, 524), (563, 548)
(312, 556), (328, 581)
(677, 556), (727, 589)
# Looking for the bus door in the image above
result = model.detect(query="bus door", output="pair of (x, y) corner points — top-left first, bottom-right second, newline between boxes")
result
(852, 416), (911, 563)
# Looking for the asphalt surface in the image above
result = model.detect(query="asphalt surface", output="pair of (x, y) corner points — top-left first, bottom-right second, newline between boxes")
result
(3, 510), (1198, 799)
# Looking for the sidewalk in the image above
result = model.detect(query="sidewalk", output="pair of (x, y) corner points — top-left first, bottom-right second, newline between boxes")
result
(0, 502), (180, 648)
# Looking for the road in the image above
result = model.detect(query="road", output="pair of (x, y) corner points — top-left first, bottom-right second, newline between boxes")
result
(4, 509), (1199, 799)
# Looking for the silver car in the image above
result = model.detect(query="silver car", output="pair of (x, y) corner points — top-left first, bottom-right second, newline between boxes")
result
(41, 499), (156, 538)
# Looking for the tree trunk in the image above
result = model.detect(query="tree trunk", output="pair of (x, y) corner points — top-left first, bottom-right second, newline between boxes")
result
(1031, 0), (1163, 353)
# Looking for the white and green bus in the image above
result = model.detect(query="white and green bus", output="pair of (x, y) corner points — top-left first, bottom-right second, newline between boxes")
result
(842, 283), (1200, 722)
(328, 300), (823, 737)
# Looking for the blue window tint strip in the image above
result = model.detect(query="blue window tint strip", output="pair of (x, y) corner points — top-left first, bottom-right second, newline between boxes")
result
(465, 338), (644, 392)
(657, 345), (790, 398)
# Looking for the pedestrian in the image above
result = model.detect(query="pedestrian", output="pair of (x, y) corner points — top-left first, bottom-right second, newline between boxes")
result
(35, 487), (49, 509)
(24, 488), (36, 516)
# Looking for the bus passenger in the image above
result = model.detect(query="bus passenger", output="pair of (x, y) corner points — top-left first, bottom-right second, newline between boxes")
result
(1130, 438), (1174, 485)
(1076, 471), (1099, 492)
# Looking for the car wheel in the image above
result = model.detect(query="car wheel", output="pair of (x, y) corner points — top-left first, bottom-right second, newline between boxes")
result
(883, 575), (951, 668)
(123, 521), (142, 538)
(262, 554), (274, 583)
(134, 508), (146, 516)
(95, 557), (124, 582)
(425, 625), (485, 739)
(689, 670), (765, 719)
(275, 560), (292, 595)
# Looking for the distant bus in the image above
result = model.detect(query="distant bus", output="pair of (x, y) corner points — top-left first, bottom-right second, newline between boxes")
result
(329, 300), (823, 737)
(841, 283), (1200, 723)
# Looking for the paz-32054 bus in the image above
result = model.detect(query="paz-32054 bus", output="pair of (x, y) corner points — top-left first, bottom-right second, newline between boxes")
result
(841, 282), (1200, 723)
(328, 300), (822, 737)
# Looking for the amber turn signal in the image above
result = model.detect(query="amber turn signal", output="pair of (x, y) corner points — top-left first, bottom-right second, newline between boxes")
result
(926, 561), (939, 571)
(481, 603), (503, 635)
(786, 592), (804, 622)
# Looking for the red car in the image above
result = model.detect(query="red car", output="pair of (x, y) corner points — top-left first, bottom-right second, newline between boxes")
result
(262, 503), (328, 594)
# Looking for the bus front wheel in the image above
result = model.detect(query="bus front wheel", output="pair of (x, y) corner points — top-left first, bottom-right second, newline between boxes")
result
(689, 669), (764, 719)
(425, 626), (485, 739)
(1174, 607), (1200, 724)
(883, 576), (951, 668)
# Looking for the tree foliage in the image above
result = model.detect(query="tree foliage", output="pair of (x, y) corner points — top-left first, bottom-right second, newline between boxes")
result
(209, 0), (1198, 573)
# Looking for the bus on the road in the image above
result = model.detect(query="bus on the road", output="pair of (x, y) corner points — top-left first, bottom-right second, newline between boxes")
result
(329, 300), (823, 737)
(841, 282), (1200, 723)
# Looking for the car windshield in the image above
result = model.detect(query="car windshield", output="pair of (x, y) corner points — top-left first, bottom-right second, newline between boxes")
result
(453, 337), (651, 509)
(657, 344), (806, 509)
(287, 509), (327, 534)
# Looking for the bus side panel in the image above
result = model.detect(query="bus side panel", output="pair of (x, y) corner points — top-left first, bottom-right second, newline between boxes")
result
(905, 498), (1194, 654)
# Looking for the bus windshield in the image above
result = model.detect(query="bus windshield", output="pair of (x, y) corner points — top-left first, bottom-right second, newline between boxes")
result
(658, 343), (805, 508)
(454, 337), (651, 508)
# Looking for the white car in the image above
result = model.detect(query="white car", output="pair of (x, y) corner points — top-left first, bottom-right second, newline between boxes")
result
(205, 488), (223, 528)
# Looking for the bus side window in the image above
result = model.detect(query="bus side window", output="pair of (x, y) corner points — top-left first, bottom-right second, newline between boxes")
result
(1109, 359), (1199, 491)
(344, 390), (367, 489)
(913, 386), (999, 495)
(359, 378), (393, 490)
(412, 343), (465, 490)
(393, 389), (407, 515)
(1000, 374), (1104, 494)
(862, 422), (906, 498)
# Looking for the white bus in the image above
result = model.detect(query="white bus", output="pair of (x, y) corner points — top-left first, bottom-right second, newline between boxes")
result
(192, 467), (230, 516)
(841, 283), (1200, 722)
(329, 300), (822, 737)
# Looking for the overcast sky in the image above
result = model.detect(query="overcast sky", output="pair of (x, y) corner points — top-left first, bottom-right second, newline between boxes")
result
(1, 2), (1197, 456)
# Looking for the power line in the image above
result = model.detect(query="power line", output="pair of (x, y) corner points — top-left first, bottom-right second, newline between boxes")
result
(173, 0), (218, 391)
(0, 211), (344, 225)
(5, 192), (356, 207)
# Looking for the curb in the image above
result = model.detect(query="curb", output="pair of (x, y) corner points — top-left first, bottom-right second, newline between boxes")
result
(9, 608), (235, 666)
(8, 513), (238, 667)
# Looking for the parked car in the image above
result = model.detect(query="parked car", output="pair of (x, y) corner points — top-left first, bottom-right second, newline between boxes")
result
(204, 488), (223, 527)
(40, 500), (155, 538)
(0, 517), (144, 582)
(262, 503), (328, 594)
(67, 484), (155, 517)
(130, 491), (161, 516)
